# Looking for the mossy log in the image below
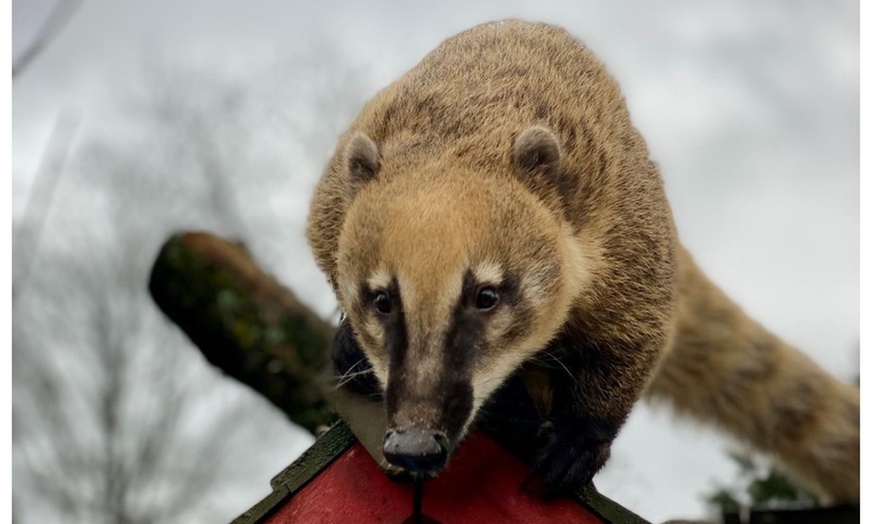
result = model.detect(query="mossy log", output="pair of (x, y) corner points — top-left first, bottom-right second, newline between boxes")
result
(148, 232), (337, 432)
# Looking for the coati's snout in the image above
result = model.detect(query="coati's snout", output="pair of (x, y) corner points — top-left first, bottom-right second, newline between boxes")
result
(330, 318), (469, 475)
(381, 360), (475, 475)
(383, 427), (449, 474)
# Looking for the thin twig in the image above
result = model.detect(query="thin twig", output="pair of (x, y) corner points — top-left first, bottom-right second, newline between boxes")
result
(12, 0), (85, 79)
(12, 111), (80, 300)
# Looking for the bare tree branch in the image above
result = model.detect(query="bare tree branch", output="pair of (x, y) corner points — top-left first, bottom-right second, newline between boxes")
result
(13, 0), (85, 79)
(148, 232), (337, 433)
(12, 111), (80, 299)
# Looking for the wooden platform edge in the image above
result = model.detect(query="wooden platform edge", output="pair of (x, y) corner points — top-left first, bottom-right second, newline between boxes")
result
(229, 421), (650, 524)
(230, 423), (355, 524)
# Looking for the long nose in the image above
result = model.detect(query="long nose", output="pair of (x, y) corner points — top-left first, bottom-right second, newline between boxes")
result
(382, 427), (449, 475)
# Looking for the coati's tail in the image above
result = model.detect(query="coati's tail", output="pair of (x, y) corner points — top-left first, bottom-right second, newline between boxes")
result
(645, 247), (859, 504)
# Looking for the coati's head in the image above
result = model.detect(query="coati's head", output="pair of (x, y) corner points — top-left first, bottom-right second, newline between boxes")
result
(335, 126), (592, 476)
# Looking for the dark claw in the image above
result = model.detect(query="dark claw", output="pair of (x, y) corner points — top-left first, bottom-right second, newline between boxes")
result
(528, 416), (615, 498)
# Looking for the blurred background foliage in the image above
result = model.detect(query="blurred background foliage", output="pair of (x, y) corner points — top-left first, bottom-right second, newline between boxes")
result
(705, 452), (818, 515)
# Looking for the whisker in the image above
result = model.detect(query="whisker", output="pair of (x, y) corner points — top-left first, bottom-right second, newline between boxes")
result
(334, 370), (375, 390)
(530, 350), (580, 386)
(333, 359), (376, 390)
(546, 356), (579, 385)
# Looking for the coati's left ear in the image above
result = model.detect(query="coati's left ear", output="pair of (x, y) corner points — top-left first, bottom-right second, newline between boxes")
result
(345, 131), (380, 199)
(512, 126), (572, 204)
(513, 126), (561, 172)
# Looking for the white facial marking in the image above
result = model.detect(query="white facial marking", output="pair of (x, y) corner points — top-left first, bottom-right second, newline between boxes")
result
(485, 309), (513, 341)
(367, 267), (392, 291)
(472, 262), (503, 286)
(469, 352), (529, 429)
(559, 223), (591, 299)
(398, 277), (415, 312)
(443, 270), (464, 312)
(520, 268), (550, 309)
(372, 360), (389, 389)
(364, 317), (385, 345)
(338, 274), (359, 309)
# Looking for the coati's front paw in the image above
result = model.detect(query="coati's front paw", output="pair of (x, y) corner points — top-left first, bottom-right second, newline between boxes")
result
(531, 418), (614, 497)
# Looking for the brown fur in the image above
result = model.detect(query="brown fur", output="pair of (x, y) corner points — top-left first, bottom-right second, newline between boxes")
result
(646, 247), (859, 503)
(307, 20), (858, 503)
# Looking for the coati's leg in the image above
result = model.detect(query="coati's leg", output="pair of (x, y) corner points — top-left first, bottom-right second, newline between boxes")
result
(529, 321), (663, 496)
(645, 248), (859, 504)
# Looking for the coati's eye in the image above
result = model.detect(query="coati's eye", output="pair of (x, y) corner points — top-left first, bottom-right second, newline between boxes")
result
(374, 292), (392, 314)
(475, 287), (499, 310)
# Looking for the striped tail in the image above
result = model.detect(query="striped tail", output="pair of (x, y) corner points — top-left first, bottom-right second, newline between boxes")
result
(645, 247), (859, 504)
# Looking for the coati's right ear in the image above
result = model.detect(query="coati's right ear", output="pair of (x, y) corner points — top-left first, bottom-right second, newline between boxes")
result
(512, 126), (573, 205)
(513, 126), (561, 173)
(345, 132), (380, 199)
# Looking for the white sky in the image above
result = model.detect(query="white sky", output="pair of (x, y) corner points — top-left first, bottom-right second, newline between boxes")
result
(11, 1), (859, 522)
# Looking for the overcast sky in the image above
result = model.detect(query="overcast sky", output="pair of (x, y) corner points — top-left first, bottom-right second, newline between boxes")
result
(12, 1), (858, 522)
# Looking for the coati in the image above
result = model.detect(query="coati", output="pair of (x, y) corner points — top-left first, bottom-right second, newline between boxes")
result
(306, 20), (859, 503)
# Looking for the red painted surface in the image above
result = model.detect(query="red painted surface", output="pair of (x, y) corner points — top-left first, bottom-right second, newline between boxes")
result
(267, 432), (603, 524)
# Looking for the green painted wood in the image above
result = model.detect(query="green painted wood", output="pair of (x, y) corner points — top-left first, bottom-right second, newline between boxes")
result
(231, 423), (356, 524)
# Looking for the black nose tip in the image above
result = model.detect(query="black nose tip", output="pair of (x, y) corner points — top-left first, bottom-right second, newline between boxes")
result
(383, 428), (449, 475)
